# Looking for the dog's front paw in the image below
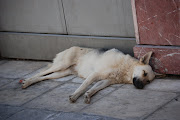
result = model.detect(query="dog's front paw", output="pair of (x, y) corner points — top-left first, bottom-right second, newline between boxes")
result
(84, 94), (91, 104)
(69, 95), (77, 103)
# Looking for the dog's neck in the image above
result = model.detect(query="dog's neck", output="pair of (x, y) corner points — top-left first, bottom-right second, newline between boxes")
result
(120, 55), (140, 84)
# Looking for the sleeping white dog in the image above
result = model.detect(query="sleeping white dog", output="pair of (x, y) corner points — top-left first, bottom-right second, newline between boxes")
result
(20, 46), (163, 103)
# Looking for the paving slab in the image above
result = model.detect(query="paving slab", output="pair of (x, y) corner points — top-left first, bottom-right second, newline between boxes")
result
(0, 104), (120, 120)
(53, 75), (76, 82)
(24, 83), (116, 112)
(0, 60), (7, 65)
(82, 87), (177, 120)
(145, 96), (180, 120)
(122, 79), (180, 93)
(0, 78), (15, 87)
(111, 84), (124, 89)
(72, 77), (84, 84)
(0, 105), (24, 120)
(0, 60), (48, 78)
(0, 60), (179, 120)
(145, 79), (180, 93)
(51, 112), (120, 120)
(0, 79), (63, 106)
(5, 108), (57, 120)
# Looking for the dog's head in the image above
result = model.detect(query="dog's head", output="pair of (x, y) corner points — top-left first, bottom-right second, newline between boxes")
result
(132, 51), (164, 89)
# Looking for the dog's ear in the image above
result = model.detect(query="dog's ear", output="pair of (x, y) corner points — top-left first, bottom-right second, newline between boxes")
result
(140, 51), (153, 64)
(154, 72), (166, 78)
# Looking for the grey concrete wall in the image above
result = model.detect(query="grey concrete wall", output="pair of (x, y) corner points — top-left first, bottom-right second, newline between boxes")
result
(0, 32), (136, 60)
(0, 0), (67, 34)
(63, 0), (135, 37)
(0, 1), (135, 60)
(0, 0), (134, 37)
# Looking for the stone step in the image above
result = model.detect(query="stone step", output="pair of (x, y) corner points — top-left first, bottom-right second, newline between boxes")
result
(133, 45), (180, 75)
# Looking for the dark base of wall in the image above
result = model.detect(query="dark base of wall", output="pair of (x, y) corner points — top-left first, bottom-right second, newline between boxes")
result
(0, 32), (136, 60)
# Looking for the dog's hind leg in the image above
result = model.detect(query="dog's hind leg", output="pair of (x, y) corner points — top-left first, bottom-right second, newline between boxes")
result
(24, 47), (85, 81)
(22, 69), (73, 89)
(34, 65), (67, 77)
(84, 79), (111, 104)
(69, 72), (99, 103)
(23, 60), (75, 83)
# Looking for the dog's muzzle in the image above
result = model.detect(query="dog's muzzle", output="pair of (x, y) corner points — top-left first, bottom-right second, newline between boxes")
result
(133, 77), (144, 89)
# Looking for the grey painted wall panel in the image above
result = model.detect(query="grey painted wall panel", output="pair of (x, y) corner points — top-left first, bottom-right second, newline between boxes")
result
(0, 0), (67, 34)
(62, 0), (135, 37)
(0, 1), (136, 60)
(0, 32), (136, 60)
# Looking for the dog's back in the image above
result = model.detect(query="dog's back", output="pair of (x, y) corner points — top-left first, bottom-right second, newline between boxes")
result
(74, 47), (134, 81)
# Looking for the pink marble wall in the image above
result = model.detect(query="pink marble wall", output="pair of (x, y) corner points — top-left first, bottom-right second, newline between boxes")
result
(135, 0), (180, 45)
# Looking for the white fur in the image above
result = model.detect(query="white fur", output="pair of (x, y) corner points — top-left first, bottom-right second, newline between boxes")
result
(21, 46), (156, 103)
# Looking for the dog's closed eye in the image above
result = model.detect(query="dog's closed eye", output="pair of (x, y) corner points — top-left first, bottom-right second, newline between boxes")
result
(143, 70), (147, 77)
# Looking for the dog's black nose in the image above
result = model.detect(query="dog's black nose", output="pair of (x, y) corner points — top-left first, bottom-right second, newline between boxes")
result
(133, 77), (144, 89)
(147, 80), (150, 84)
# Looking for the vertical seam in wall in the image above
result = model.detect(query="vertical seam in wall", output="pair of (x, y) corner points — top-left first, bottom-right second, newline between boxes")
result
(122, 0), (128, 36)
(58, 0), (69, 34)
(116, 0), (126, 36)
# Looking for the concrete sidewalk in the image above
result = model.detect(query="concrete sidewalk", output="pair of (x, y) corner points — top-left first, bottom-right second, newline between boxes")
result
(0, 60), (180, 120)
